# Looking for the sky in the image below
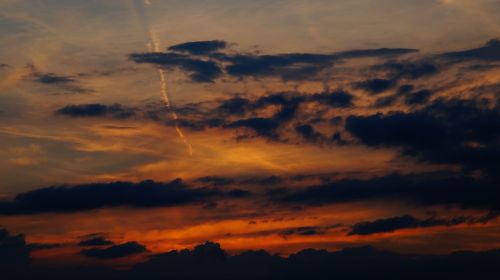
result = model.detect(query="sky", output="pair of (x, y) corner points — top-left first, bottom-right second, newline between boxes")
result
(1, 0), (500, 277)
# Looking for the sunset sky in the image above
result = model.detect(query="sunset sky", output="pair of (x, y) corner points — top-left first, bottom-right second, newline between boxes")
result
(1, 0), (500, 275)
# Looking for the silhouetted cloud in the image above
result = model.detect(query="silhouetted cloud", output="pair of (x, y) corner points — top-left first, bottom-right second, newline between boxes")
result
(81, 242), (147, 259)
(34, 73), (74, 84)
(0, 179), (251, 215)
(56, 103), (136, 119)
(168, 40), (228, 55)
(442, 38), (500, 61)
(272, 172), (500, 211)
(355, 78), (396, 94)
(375, 61), (438, 79)
(345, 98), (500, 174)
(404, 89), (434, 105)
(130, 41), (417, 82)
(129, 52), (222, 82)
(78, 237), (114, 247)
(349, 212), (499, 235)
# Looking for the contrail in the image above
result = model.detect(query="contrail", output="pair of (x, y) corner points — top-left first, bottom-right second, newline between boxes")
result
(139, 0), (193, 156)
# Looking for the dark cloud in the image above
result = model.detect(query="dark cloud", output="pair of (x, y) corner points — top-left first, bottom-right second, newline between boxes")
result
(78, 237), (114, 247)
(81, 242), (147, 259)
(355, 78), (396, 94)
(34, 73), (74, 84)
(129, 52), (222, 82)
(346, 98), (500, 174)
(130, 41), (417, 82)
(56, 103), (136, 119)
(227, 117), (280, 139)
(272, 172), (500, 211)
(0, 179), (251, 215)
(373, 95), (399, 108)
(349, 212), (499, 235)
(375, 61), (438, 79)
(310, 90), (354, 108)
(295, 124), (324, 143)
(168, 40), (228, 55)
(217, 97), (253, 116)
(442, 38), (500, 61)
(280, 224), (341, 237)
(404, 89), (434, 105)
(195, 176), (234, 186)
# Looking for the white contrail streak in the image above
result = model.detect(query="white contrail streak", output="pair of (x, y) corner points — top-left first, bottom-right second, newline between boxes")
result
(140, 0), (193, 156)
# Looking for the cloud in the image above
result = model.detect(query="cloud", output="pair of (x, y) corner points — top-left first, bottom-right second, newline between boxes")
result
(168, 40), (228, 55)
(345, 98), (500, 174)
(34, 73), (74, 84)
(403, 89), (434, 105)
(271, 172), (500, 211)
(56, 104), (136, 119)
(0, 179), (251, 215)
(355, 78), (396, 94)
(28, 69), (93, 94)
(130, 41), (417, 82)
(309, 90), (354, 108)
(374, 61), (439, 80)
(442, 38), (500, 61)
(81, 242), (147, 259)
(349, 212), (499, 235)
(129, 52), (223, 82)
(227, 117), (280, 139)
(78, 237), (114, 247)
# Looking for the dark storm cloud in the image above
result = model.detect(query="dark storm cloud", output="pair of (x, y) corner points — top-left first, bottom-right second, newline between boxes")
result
(81, 242), (147, 259)
(349, 212), (499, 235)
(78, 237), (114, 247)
(168, 40), (228, 55)
(129, 52), (223, 82)
(272, 172), (500, 211)
(442, 38), (500, 61)
(345, 98), (500, 174)
(0, 179), (251, 215)
(56, 103), (136, 119)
